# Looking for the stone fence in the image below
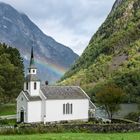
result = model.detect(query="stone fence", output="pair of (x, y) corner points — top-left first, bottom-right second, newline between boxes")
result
(62, 124), (140, 132)
(0, 123), (140, 134)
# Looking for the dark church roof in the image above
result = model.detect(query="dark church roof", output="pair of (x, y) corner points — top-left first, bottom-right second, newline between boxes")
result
(25, 74), (40, 82)
(41, 86), (89, 100)
(24, 91), (42, 101)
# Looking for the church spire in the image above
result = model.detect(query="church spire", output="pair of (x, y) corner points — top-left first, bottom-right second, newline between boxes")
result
(24, 46), (40, 96)
(29, 46), (35, 68)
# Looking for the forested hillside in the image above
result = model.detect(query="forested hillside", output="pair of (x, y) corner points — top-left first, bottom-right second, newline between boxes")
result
(0, 43), (24, 102)
(59, 0), (140, 102)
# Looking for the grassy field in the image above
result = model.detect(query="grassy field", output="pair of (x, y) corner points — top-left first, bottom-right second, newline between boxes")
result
(0, 104), (16, 116)
(0, 133), (140, 140)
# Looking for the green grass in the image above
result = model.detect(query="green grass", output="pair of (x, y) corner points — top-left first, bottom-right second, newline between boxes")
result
(0, 104), (16, 116)
(0, 119), (16, 125)
(0, 133), (140, 140)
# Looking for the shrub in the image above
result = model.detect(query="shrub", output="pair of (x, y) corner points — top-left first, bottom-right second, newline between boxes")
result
(0, 119), (16, 126)
(124, 112), (140, 122)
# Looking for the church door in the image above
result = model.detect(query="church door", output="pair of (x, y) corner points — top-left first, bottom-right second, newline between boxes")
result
(20, 110), (24, 122)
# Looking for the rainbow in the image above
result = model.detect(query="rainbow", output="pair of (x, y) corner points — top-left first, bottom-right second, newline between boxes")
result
(36, 57), (67, 76)
(22, 48), (67, 76)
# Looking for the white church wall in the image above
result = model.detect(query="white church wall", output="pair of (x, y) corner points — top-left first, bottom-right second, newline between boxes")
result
(44, 99), (89, 123)
(23, 83), (26, 91)
(17, 92), (28, 122)
(23, 81), (40, 96)
(28, 81), (40, 96)
(30, 81), (40, 96)
(27, 101), (42, 123)
(39, 91), (46, 122)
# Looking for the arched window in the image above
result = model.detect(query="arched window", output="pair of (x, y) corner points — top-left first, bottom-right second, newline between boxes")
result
(68, 103), (70, 114)
(63, 103), (73, 115)
(63, 104), (65, 114)
(70, 104), (73, 114)
(26, 82), (28, 90)
(66, 103), (69, 114)
(34, 82), (37, 90)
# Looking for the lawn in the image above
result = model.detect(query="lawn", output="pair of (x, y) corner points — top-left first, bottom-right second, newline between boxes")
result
(0, 133), (140, 140)
(0, 104), (16, 116)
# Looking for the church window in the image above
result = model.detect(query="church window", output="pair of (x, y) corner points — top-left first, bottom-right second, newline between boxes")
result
(26, 82), (28, 90)
(63, 104), (65, 114)
(34, 82), (37, 90)
(68, 103), (70, 114)
(33, 70), (35, 73)
(64, 103), (73, 115)
(29, 69), (30, 73)
(66, 103), (69, 114)
(70, 104), (73, 114)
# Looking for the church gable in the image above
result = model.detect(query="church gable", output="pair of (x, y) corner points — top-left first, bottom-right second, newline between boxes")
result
(17, 91), (28, 122)
(16, 91), (29, 101)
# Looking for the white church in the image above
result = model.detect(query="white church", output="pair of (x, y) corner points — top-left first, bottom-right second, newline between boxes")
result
(16, 47), (96, 123)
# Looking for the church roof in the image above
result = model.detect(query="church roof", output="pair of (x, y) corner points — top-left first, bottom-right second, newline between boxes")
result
(30, 47), (35, 66)
(25, 74), (40, 81)
(41, 86), (89, 100)
(89, 100), (96, 109)
(24, 91), (42, 101)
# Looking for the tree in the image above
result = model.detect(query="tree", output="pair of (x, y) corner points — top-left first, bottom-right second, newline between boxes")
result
(0, 43), (24, 102)
(95, 84), (125, 120)
(0, 86), (4, 102)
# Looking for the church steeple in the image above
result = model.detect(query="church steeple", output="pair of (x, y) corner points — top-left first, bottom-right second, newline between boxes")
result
(24, 47), (41, 96)
(28, 47), (37, 74)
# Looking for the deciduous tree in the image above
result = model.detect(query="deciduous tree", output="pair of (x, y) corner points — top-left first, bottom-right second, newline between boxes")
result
(95, 84), (125, 120)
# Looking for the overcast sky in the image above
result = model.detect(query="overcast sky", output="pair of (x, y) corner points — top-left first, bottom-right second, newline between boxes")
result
(0, 0), (115, 55)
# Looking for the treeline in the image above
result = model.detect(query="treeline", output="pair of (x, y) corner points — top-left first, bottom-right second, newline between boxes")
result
(0, 43), (24, 103)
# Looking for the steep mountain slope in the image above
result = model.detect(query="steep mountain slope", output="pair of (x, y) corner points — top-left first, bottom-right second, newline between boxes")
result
(60, 0), (140, 102)
(0, 2), (78, 83)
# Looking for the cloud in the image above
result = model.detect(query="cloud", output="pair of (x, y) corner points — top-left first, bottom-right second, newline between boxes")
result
(0, 0), (115, 55)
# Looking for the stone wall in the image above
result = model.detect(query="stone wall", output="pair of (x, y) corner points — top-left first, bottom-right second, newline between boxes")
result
(18, 123), (140, 133)
(62, 124), (140, 133)
(0, 123), (140, 134)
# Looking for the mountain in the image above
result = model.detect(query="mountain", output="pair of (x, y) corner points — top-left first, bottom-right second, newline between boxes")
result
(59, 0), (140, 102)
(0, 2), (78, 83)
